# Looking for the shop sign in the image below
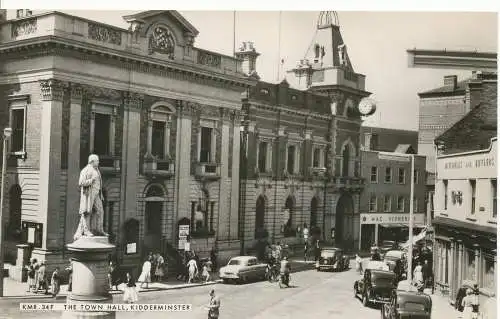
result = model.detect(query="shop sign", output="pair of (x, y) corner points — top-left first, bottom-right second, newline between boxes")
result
(378, 153), (410, 162)
(178, 225), (190, 250)
(360, 213), (425, 225)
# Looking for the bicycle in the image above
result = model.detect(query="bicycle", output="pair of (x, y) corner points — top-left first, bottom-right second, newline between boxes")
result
(265, 263), (280, 282)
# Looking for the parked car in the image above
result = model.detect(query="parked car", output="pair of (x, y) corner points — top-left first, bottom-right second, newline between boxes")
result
(317, 247), (349, 272)
(219, 256), (267, 284)
(354, 268), (397, 307)
(380, 240), (400, 254)
(383, 250), (405, 272)
(381, 280), (432, 319)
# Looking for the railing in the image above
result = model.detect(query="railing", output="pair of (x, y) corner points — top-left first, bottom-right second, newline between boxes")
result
(143, 157), (175, 177)
(195, 162), (220, 179)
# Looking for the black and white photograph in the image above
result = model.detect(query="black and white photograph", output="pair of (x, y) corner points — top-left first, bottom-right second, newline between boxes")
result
(0, 1), (497, 318)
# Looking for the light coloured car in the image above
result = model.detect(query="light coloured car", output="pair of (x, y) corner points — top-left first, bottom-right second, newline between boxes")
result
(383, 250), (405, 271)
(219, 256), (267, 284)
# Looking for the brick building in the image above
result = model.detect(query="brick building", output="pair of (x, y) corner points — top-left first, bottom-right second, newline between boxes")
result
(359, 146), (427, 250)
(0, 10), (255, 279)
(238, 11), (371, 253)
(361, 126), (418, 153)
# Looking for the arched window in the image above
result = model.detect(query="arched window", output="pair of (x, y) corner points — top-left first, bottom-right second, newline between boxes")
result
(146, 185), (164, 197)
(8, 185), (22, 241)
(310, 197), (319, 228)
(342, 144), (350, 176)
(255, 196), (266, 238)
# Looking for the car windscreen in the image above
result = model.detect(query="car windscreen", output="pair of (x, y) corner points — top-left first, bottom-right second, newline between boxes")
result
(228, 260), (241, 266)
(372, 272), (395, 285)
(404, 302), (426, 312)
(384, 251), (403, 260)
(321, 250), (338, 258)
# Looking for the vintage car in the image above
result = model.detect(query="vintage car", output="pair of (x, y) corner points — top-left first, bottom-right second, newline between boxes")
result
(383, 250), (405, 272)
(354, 266), (397, 307)
(381, 280), (432, 319)
(317, 247), (350, 272)
(219, 256), (267, 284)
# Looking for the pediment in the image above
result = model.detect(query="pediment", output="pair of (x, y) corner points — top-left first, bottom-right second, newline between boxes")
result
(123, 10), (199, 52)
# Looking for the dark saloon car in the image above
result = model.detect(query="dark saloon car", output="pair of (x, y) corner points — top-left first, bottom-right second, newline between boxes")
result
(317, 247), (350, 272)
(354, 269), (397, 307)
(381, 281), (432, 319)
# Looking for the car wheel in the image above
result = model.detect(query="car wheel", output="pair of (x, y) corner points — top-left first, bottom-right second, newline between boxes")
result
(362, 293), (369, 307)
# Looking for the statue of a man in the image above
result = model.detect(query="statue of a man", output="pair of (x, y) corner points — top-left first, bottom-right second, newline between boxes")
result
(73, 154), (107, 240)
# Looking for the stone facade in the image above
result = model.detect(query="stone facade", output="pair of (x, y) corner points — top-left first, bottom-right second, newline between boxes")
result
(0, 10), (254, 276)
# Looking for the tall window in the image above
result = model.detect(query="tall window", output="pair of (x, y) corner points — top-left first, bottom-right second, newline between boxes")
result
(10, 108), (25, 153)
(370, 166), (378, 183)
(470, 179), (476, 214)
(287, 145), (296, 174)
(200, 127), (213, 163)
(397, 196), (405, 212)
(413, 196), (418, 212)
(152, 121), (166, 158)
(258, 141), (268, 173)
(369, 194), (377, 212)
(443, 180), (448, 210)
(342, 144), (350, 176)
(90, 104), (116, 157)
(398, 168), (406, 184)
(370, 134), (379, 150)
(385, 167), (392, 183)
(492, 179), (497, 218)
(384, 195), (391, 212)
(414, 169), (419, 184)
(313, 148), (321, 168)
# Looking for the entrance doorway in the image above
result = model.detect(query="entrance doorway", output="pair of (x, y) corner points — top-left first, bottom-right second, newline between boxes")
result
(335, 193), (354, 248)
(8, 185), (22, 242)
(143, 185), (165, 253)
(255, 195), (266, 238)
(310, 197), (318, 228)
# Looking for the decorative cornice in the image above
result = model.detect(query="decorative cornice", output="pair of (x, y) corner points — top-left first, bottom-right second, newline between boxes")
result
(84, 85), (122, 101)
(178, 101), (201, 117)
(39, 79), (67, 101)
(200, 105), (219, 118)
(249, 101), (331, 121)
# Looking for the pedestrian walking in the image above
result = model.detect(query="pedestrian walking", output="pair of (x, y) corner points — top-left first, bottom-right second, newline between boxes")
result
(123, 272), (138, 304)
(37, 261), (48, 294)
(187, 256), (198, 284)
(138, 257), (152, 289)
(65, 259), (73, 292)
(155, 253), (165, 282)
(210, 248), (218, 272)
(355, 254), (363, 275)
(202, 263), (210, 283)
(461, 288), (475, 319)
(206, 289), (220, 319)
(51, 267), (61, 298)
(108, 261), (119, 290)
(413, 261), (424, 286)
(25, 259), (37, 293)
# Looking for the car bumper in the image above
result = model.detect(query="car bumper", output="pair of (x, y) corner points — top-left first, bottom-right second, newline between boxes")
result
(369, 297), (391, 304)
(219, 274), (240, 279)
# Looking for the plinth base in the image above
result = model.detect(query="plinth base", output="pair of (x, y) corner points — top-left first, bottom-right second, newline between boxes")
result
(62, 236), (115, 319)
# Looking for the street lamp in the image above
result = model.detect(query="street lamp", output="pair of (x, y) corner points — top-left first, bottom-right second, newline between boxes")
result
(407, 154), (415, 286)
(0, 127), (12, 297)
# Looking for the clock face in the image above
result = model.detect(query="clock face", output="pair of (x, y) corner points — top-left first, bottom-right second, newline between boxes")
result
(358, 98), (376, 116)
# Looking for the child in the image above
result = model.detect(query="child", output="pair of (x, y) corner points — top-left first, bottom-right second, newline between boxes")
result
(25, 259), (37, 293)
(123, 272), (138, 304)
(202, 263), (210, 283)
(51, 267), (61, 298)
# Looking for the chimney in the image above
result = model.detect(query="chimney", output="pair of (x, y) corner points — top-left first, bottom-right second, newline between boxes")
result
(443, 75), (457, 90)
(235, 41), (260, 79)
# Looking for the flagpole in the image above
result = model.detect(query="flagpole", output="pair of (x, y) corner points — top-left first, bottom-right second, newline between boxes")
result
(233, 11), (236, 55)
(277, 11), (282, 82)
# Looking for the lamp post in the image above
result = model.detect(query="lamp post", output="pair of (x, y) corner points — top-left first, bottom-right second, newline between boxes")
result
(407, 154), (415, 285)
(0, 127), (13, 297)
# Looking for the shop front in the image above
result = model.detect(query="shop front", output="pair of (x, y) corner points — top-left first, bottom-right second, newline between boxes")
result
(359, 213), (426, 250)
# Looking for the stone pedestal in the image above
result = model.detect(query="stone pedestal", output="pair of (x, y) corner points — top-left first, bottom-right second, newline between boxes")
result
(11, 244), (32, 282)
(62, 236), (115, 319)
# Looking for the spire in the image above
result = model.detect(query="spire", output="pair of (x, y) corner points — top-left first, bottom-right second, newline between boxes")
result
(317, 11), (339, 29)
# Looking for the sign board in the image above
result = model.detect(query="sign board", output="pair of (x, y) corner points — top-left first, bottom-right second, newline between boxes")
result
(179, 225), (190, 236)
(360, 213), (425, 226)
(378, 153), (410, 162)
(21, 221), (43, 248)
(27, 227), (35, 244)
(184, 242), (191, 251)
(126, 243), (137, 255)
(178, 224), (190, 250)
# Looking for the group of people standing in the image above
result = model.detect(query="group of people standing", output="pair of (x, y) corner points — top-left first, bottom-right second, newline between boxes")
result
(137, 252), (168, 289)
(178, 250), (215, 284)
(25, 259), (61, 298)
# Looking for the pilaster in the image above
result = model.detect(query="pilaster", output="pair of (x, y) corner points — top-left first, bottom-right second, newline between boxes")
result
(457, 240), (463, 286)
(121, 92), (143, 221)
(230, 110), (241, 240)
(175, 101), (193, 221)
(474, 243), (480, 283)
(65, 84), (83, 245)
(38, 79), (66, 250)
(217, 108), (231, 240)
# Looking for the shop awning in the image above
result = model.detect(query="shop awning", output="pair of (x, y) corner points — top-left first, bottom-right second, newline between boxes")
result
(401, 228), (428, 249)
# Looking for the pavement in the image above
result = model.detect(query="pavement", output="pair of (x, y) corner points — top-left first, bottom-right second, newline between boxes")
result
(0, 259), (460, 319)
(1, 257), (314, 299)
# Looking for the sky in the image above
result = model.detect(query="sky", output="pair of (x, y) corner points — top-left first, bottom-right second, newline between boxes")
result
(4, 9), (498, 131)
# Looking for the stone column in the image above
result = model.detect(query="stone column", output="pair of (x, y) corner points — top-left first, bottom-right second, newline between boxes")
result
(38, 79), (65, 251)
(65, 84), (83, 245)
(450, 239), (456, 302)
(229, 110), (241, 240)
(457, 240), (463, 287)
(474, 244), (480, 283)
(175, 102), (194, 221)
(121, 93), (143, 222)
(217, 108), (231, 240)
(63, 237), (115, 319)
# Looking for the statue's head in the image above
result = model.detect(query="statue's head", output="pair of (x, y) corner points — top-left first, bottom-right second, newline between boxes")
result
(88, 154), (99, 168)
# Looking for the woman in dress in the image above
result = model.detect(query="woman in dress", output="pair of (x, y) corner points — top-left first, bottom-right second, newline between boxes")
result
(138, 257), (152, 289)
(155, 254), (165, 282)
(461, 288), (474, 319)
(123, 272), (138, 304)
(51, 267), (61, 298)
(413, 262), (424, 286)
